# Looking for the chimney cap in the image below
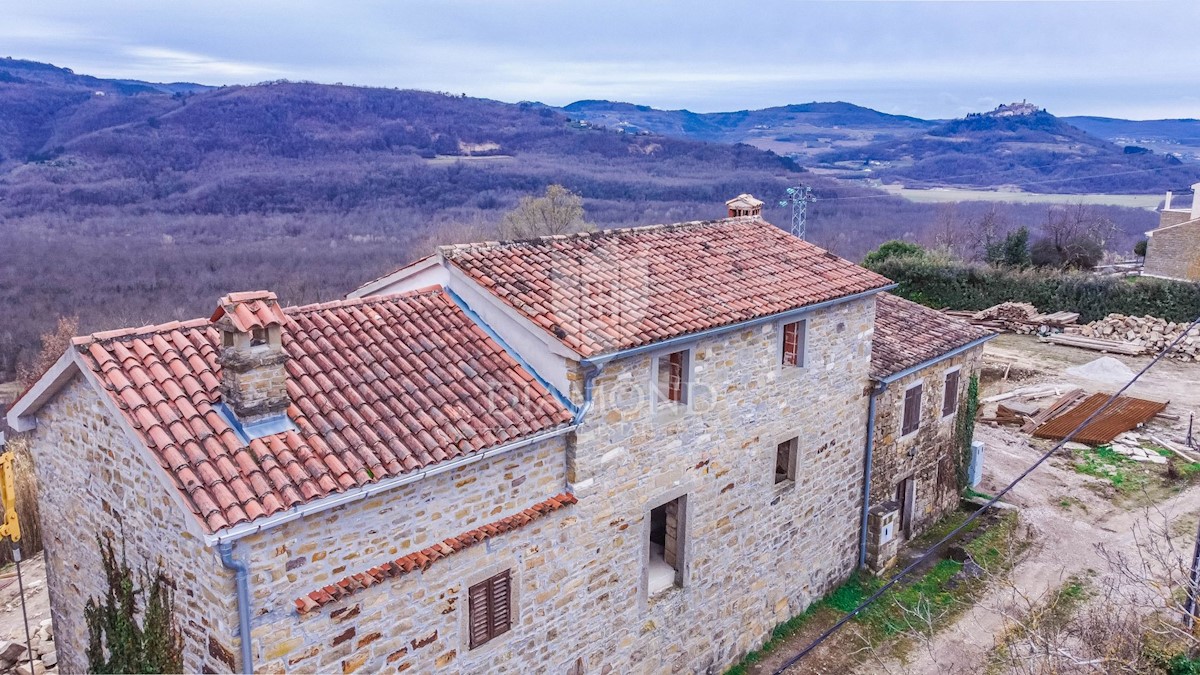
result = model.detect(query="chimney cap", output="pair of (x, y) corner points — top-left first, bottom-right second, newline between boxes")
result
(725, 193), (764, 210)
(210, 290), (288, 332)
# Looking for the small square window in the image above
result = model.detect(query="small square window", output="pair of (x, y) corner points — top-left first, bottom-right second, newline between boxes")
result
(250, 327), (268, 347)
(775, 438), (798, 485)
(656, 349), (690, 406)
(468, 570), (512, 649)
(902, 384), (923, 436)
(942, 370), (961, 417)
(782, 320), (807, 367)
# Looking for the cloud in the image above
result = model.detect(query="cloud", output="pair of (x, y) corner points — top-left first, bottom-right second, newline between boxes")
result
(120, 46), (281, 82)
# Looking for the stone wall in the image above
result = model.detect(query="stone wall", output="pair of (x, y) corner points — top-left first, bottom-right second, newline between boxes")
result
(1145, 219), (1200, 281)
(562, 295), (876, 672)
(869, 347), (984, 539)
(22, 375), (238, 674)
(239, 435), (571, 673)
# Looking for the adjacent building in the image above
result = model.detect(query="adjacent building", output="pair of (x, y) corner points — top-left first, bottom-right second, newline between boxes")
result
(1144, 184), (1200, 281)
(8, 206), (991, 673)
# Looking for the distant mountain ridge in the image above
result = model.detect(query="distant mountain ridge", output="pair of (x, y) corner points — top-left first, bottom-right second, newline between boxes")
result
(561, 98), (1200, 193)
(0, 56), (211, 95)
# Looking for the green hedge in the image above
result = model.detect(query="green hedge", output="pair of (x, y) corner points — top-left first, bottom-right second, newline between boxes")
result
(869, 256), (1200, 323)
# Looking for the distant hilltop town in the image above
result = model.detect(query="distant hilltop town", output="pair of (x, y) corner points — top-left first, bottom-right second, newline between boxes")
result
(985, 100), (1043, 117)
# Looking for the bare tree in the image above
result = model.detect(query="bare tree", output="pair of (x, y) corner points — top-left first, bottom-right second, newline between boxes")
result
(498, 185), (594, 240)
(17, 315), (78, 388)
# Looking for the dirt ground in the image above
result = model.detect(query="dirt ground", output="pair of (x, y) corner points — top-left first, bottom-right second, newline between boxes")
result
(742, 334), (1200, 675)
(855, 335), (1200, 674)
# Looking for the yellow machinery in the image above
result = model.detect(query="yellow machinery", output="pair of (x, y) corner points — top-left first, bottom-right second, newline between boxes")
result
(0, 451), (19, 543)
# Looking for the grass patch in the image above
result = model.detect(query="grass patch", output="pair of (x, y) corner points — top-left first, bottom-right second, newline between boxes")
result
(724, 510), (1025, 674)
(1074, 445), (1148, 493)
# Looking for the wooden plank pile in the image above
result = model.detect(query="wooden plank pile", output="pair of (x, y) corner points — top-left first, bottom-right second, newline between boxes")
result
(1041, 334), (1147, 356)
(944, 302), (1078, 334)
(981, 384), (1082, 426)
(1062, 313), (1200, 362)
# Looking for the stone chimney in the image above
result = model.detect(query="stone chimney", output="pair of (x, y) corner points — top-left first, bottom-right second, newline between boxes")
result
(1192, 183), (1200, 221)
(210, 291), (290, 423)
(725, 193), (763, 218)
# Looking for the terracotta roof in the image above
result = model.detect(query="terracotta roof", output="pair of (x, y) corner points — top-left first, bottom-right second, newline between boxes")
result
(440, 217), (892, 357)
(73, 287), (574, 534)
(294, 493), (577, 614)
(871, 293), (994, 379)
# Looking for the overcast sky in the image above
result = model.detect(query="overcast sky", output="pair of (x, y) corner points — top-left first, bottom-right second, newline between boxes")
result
(5, 0), (1197, 119)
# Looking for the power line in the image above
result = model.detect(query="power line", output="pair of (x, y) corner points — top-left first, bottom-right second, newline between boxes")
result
(770, 311), (1200, 675)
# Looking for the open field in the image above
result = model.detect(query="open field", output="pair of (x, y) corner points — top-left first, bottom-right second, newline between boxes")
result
(423, 154), (514, 166)
(879, 184), (1162, 209)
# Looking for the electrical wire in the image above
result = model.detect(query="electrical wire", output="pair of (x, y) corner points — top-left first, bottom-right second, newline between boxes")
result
(770, 311), (1200, 675)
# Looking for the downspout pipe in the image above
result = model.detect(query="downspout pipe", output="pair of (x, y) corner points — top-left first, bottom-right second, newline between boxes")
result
(575, 361), (603, 424)
(218, 541), (254, 674)
(858, 381), (887, 569)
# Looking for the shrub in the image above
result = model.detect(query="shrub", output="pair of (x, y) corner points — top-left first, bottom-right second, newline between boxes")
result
(868, 256), (1200, 323)
(863, 240), (925, 267)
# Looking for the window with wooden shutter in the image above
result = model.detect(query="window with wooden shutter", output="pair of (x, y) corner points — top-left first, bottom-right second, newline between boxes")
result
(942, 370), (961, 417)
(902, 384), (923, 436)
(781, 321), (806, 367)
(468, 570), (512, 649)
(656, 349), (690, 406)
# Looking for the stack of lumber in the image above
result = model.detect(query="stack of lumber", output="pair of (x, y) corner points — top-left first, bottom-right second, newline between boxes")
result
(1041, 334), (1147, 356)
(948, 303), (1079, 334)
(981, 384), (1081, 427)
(1064, 314), (1200, 362)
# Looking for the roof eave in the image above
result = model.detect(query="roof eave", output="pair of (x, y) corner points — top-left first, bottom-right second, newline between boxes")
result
(581, 283), (897, 367)
(347, 254), (440, 299)
(207, 421), (578, 546)
(5, 349), (78, 432)
(871, 332), (997, 385)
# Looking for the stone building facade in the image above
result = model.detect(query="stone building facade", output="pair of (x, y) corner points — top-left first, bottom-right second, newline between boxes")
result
(20, 376), (239, 674)
(1144, 185), (1200, 281)
(10, 213), (991, 673)
(863, 293), (993, 570)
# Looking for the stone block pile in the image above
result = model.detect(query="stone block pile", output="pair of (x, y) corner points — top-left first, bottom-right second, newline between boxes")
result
(0, 620), (56, 675)
(1068, 314), (1200, 362)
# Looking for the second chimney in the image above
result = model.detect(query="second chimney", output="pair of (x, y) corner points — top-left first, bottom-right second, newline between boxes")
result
(726, 193), (763, 218)
(210, 291), (290, 424)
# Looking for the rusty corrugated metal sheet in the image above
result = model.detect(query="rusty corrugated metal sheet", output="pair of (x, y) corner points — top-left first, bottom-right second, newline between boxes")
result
(1033, 392), (1168, 445)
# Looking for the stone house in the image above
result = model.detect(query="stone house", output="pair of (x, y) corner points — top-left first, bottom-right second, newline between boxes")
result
(1144, 184), (1200, 281)
(9, 209), (990, 673)
(861, 294), (993, 571)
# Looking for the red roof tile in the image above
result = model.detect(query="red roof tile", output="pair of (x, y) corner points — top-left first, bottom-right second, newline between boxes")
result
(74, 288), (574, 534)
(440, 217), (892, 357)
(870, 293), (994, 379)
(294, 493), (577, 614)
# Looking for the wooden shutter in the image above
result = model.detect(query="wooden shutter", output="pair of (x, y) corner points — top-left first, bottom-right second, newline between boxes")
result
(942, 371), (960, 417)
(468, 578), (492, 649)
(902, 384), (922, 435)
(663, 499), (680, 568)
(468, 570), (512, 649)
(489, 570), (511, 640)
(667, 351), (684, 402)
(782, 322), (799, 366)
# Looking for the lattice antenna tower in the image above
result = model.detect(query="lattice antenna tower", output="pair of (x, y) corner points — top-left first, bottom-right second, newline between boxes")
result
(779, 186), (814, 240)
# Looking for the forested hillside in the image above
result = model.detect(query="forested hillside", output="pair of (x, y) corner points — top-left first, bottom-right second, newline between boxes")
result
(0, 60), (1160, 381)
